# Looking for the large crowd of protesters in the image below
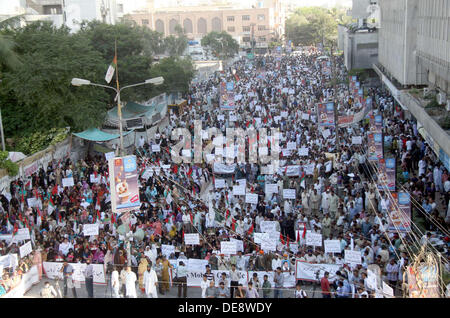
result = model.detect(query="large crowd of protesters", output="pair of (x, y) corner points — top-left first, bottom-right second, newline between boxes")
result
(0, 47), (449, 298)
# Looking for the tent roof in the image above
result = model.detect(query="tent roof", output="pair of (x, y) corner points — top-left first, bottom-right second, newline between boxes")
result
(107, 101), (155, 120)
(72, 128), (134, 142)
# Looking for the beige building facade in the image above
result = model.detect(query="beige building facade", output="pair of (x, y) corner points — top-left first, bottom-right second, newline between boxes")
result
(125, 0), (285, 49)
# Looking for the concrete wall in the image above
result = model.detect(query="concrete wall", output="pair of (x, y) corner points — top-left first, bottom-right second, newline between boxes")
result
(343, 27), (378, 70)
(351, 0), (372, 19)
(378, 0), (425, 86)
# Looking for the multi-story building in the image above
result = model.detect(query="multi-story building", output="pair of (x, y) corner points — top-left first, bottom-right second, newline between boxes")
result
(124, 0), (285, 51)
(338, 0), (379, 70)
(0, 0), (120, 32)
(373, 0), (450, 171)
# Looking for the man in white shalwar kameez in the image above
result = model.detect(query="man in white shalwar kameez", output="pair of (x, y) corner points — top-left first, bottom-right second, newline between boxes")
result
(125, 266), (138, 298)
(143, 264), (159, 298)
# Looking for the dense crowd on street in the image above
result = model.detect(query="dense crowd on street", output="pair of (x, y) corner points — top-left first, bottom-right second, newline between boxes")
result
(0, 48), (449, 298)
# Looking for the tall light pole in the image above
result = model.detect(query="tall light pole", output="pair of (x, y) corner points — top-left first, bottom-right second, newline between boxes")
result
(71, 76), (164, 156)
(0, 79), (5, 151)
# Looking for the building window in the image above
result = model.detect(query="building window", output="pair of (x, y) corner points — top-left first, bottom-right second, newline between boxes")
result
(257, 14), (265, 21)
(117, 4), (124, 13)
(242, 15), (250, 21)
(43, 5), (62, 15)
(243, 36), (251, 42)
(258, 25), (266, 31)
(242, 26), (251, 32)
(227, 16), (235, 22)
(142, 19), (149, 25)
(259, 36), (266, 42)
(227, 26), (235, 32)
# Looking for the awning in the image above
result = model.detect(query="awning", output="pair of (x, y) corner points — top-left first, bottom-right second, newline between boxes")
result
(72, 128), (134, 142)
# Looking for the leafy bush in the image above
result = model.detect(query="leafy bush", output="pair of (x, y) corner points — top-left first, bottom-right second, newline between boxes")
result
(438, 115), (450, 130)
(425, 98), (440, 108)
(0, 150), (19, 176)
(16, 128), (68, 155)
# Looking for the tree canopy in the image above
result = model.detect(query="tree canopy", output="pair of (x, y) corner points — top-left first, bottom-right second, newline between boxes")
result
(286, 6), (353, 47)
(201, 31), (239, 58)
(0, 20), (195, 154)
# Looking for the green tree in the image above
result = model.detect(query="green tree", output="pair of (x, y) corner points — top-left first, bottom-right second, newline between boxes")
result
(149, 56), (195, 95)
(286, 6), (352, 48)
(0, 21), (108, 136)
(164, 25), (188, 57)
(201, 31), (239, 59)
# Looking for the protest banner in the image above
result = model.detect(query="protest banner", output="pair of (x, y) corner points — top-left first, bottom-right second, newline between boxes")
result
(43, 262), (106, 284)
(283, 189), (296, 199)
(232, 184), (246, 196)
(367, 269), (377, 290)
(305, 232), (323, 247)
(261, 239), (277, 251)
(83, 224), (99, 236)
(152, 144), (160, 152)
(213, 163), (236, 174)
(344, 249), (362, 264)
(108, 155), (141, 214)
(352, 136), (362, 145)
(187, 258), (209, 271)
(317, 102), (335, 127)
(322, 129), (331, 139)
(214, 179), (226, 189)
(187, 270), (247, 287)
(27, 198), (37, 208)
(0, 254), (18, 269)
(161, 244), (175, 258)
(324, 240), (341, 254)
(265, 183), (278, 195)
(298, 148), (309, 156)
(245, 193), (258, 204)
(229, 238), (244, 252)
(184, 233), (200, 245)
(382, 281), (394, 297)
(287, 142), (297, 150)
(90, 174), (100, 184)
(295, 261), (340, 282)
(62, 177), (74, 188)
(1, 266), (39, 298)
(254, 232), (269, 244)
(388, 192), (411, 232)
(220, 241), (237, 255)
(19, 241), (32, 258)
(15, 228), (30, 241)
(259, 221), (277, 233)
(378, 158), (396, 191)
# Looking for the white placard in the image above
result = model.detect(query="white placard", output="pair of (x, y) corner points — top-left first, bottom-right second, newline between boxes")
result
(254, 118), (261, 125)
(43, 262), (106, 284)
(225, 147), (234, 158)
(15, 228), (30, 241)
(382, 281), (394, 297)
(367, 269), (377, 290)
(229, 115), (237, 122)
(302, 113), (310, 120)
(105, 152), (115, 161)
(298, 147), (309, 156)
(305, 232), (323, 247)
(325, 161), (332, 173)
(83, 224), (99, 236)
(352, 136), (362, 145)
(27, 198), (37, 208)
(232, 185), (246, 196)
(245, 193), (258, 204)
(322, 129), (331, 139)
(265, 183), (278, 195)
(287, 142), (297, 150)
(161, 244), (175, 258)
(19, 241), (32, 258)
(259, 221), (277, 233)
(214, 178), (226, 189)
(283, 189), (296, 199)
(296, 261), (340, 282)
(184, 233), (200, 245)
(281, 111), (288, 118)
(206, 154), (215, 163)
(217, 115), (225, 121)
(213, 136), (223, 146)
(261, 239), (277, 251)
(289, 243), (298, 254)
(182, 149), (191, 157)
(152, 144), (161, 152)
(187, 258), (209, 271)
(221, 241), (237, 255)
(259, 147), (268, 156)
(90, 174), (100, 184)
(274, 116), (281, 122)
(344, 249), (362, 264)
(229, 238), (244, 252)
(142, 169), (153, 180)
(62, 177), (74, 188)
(324, 240), (341, 254)
(254, 232), (269, 244)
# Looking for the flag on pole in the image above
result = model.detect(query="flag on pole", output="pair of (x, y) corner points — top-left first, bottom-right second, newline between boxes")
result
(105, 54), (117, 83)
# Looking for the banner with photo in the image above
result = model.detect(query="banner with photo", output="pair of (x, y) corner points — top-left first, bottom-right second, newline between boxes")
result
(388, 192), (411, 232)
(108, 155), (141, 214)
(369, 113), (383, 133)
(377, 158), (396, 191)
(295, 261), (340, 282)
(317, 102), (335, 127)
(220, 81), (236, 111)
(368, 133), (383, 161)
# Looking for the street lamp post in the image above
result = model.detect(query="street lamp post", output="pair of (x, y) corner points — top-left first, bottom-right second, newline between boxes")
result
(0, 79), (5, 151)
(71, 76), (164, 156)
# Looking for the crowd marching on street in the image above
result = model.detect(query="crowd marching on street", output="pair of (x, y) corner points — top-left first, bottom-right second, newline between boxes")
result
(0, 47), (449, 298)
